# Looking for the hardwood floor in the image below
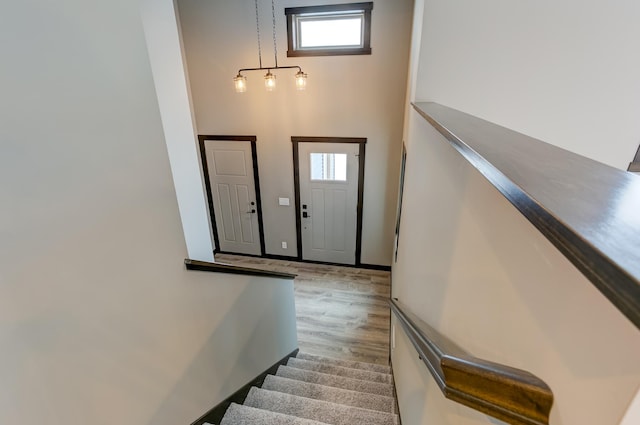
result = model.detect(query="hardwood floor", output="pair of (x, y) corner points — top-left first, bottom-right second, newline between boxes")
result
(215, 254), (391, 365)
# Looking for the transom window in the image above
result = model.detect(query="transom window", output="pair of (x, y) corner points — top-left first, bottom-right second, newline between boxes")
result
(285, 2), (373, 57)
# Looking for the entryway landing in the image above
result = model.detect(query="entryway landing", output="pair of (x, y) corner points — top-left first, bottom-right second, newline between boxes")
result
(215, 254), (391, 366)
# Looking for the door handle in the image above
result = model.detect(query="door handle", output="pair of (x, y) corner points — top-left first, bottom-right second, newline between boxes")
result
(303, 211), (311, 218)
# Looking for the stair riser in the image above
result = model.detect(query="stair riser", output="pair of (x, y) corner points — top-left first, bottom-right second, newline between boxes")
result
(262, 375), (395, 413)
(296, 352), (391, 374)
(244, 387), (398, 425)
(219, 352), (399, 425)
(276, 365), (394, 397)
(287, 358), (392, 384)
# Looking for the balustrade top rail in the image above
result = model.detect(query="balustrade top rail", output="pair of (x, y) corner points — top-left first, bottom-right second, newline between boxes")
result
(413, 102), (640, 329)
(185, 259), (297, 279)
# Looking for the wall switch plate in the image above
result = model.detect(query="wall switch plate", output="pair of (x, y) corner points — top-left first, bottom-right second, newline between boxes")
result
(278, 197), (290, 206)
(281, 241), (287, 249)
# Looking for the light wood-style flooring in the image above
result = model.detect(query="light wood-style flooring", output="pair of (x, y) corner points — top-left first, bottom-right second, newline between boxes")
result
(215, 254), (391, 366)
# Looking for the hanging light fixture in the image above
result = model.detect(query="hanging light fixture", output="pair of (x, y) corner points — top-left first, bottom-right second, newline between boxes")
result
(295, 70), (307, 90)
(234, 0), (308, 93)
(234, 73), (247, 93)
(264, 70), (276, 91)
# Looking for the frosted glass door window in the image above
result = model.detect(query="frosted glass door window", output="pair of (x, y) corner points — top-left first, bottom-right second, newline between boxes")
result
(310, 153), (347, 181)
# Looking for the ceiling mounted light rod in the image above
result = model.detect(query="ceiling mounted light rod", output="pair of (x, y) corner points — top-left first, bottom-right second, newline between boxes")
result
(237, 65), (302, 73)
(234, 0), (308, 93)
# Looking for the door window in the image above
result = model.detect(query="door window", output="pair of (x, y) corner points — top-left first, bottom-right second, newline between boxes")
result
(310, 153), (347, 181)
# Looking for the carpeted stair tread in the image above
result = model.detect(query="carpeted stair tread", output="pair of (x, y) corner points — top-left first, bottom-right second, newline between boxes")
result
(276, 365), (394, 396)
(244, 387), (399, 425)
(219, 403), (330, 425)
(287, 357), (392, 384)
(262, 375), (396, 413)
(296, 352), (391, 374)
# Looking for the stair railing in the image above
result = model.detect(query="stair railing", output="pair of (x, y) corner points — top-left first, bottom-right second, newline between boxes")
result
(629, 144), (640, 173)
(184, 258), (297, 279)
(412, 102), (640, 329)
(389, 298), (553, 425)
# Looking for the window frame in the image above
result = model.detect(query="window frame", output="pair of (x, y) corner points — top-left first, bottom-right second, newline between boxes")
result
(285, 2), (373, 57)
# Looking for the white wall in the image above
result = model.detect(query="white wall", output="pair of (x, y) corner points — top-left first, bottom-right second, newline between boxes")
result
(391, 110), (640, 425)
(621, 389), (640, 425)
(392, 2), (640, 423)
(177, 0), (414, 265)
(412, 0), (640, 170)
(141, 0), (215, 261)
(0, 1), (297, 424)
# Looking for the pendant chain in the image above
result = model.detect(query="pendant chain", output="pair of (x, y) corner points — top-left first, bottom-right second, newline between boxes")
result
(254, 0), (262, 68)
(271, 0), (278, 68)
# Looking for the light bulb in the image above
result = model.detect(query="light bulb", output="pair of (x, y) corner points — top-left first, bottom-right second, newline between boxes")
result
(295, 70), (308, 90)
(264, 71), (276, 91)
(234, 73), (247, 93)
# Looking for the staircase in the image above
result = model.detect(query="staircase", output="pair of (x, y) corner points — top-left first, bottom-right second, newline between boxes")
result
(210, 352), (399, 425)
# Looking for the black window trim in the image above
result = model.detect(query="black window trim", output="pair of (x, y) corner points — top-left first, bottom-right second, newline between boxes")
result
(285, 2), (373, 57)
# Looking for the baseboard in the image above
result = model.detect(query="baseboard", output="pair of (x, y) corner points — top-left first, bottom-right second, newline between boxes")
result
(191, 348), (299, 425)
(358, 263), (392, 271)
(214, 251), (299, 262)
(391, 369), (402, 425)
(263, 253), (299, 261)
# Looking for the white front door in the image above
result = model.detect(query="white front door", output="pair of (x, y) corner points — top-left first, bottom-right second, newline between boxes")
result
(204, 139), (262, 256)
(298, 142), (360, 265)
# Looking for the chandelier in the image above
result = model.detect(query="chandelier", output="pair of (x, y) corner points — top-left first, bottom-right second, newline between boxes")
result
(234, 0), (308, 93)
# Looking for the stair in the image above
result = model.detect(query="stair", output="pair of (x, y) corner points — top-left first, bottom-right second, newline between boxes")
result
(212, 352), (398, 425)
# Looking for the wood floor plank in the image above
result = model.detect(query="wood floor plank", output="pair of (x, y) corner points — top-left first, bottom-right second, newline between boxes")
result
(215, 254), (391, 365)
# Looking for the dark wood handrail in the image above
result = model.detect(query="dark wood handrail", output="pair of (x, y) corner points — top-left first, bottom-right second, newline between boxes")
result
(184, 259), (297, 279)
(630, 145), (640, 172)
(413, 102), (640, 329)
(390, 298), (553, 425)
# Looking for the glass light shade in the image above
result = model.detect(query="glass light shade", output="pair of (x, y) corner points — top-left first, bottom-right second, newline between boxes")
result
(295, 71), (308, 90)
(264, 71), (276, 91)
(234, 74), (247, 93)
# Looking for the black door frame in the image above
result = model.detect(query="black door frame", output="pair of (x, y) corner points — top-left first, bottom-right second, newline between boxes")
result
(291, 136), (367, 267)
(198, 135), (266, 256)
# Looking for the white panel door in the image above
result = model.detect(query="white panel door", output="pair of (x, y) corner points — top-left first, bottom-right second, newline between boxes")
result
(204, 140), (261, 256)
(299, 142), (359, 264)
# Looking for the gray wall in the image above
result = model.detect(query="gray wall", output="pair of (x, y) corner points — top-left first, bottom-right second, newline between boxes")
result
(142, 0), (216, 261)
(177, 0), (414, 265)
(0, 1), (297, 424)
(411, 0), (640, 170)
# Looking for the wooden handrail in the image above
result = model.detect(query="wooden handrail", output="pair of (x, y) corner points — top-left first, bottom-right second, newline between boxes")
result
(413, 102), (640, 329)
(390, 298), (553, 425)
(629, 145), (640, 172)
(184, 259), (296, 279)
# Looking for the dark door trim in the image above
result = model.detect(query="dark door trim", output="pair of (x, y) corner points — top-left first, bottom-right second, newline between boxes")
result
(291, 136), (367, 266)
(198, 135), (266, 256)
